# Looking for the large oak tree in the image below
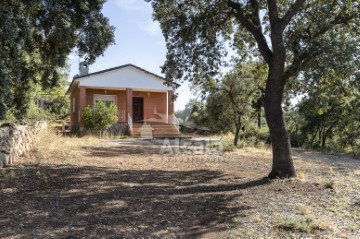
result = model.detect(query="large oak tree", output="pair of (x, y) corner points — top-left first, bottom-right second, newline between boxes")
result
(147, 0), (360, 178)
(0, 0), (115, 121)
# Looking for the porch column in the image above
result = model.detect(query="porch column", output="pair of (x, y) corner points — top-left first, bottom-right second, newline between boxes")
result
(166, 91), (169, 123)
(78, 86), (86, 124)
(168, 90), (174, 123)
(126, 88), (133, 121)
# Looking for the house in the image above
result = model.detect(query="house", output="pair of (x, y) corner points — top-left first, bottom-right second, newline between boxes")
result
(66, 63), (180, 137)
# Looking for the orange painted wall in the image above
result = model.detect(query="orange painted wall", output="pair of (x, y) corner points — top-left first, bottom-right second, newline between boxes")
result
(133, 91), (167, 121)
(70, 88), (170, 127)
(70, 87), (79, 126)
(85, 89), (128, 122)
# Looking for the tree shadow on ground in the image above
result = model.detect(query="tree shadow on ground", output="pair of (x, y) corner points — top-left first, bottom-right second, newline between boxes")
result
(86, 139), (221, 157)
(0, 165), (270, 238)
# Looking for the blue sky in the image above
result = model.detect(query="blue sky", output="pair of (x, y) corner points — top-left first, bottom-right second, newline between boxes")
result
(67, 0), (197, 110)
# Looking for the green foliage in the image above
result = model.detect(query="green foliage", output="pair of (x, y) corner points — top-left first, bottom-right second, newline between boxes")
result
(41, 77), (70, 121)
(285, 69), (360, 156)
(83, 101), (118, 133)
(148, 0), (359, 177)
(147, 0), (359, 91)
(221, 139), (235, 152)
(276, 216), (328, 233)
(285, 107), (306, 148)
(208, 138), (234, 152)
(253, 127), (271, 146)
(175, 99), (212, 133)
(206, 61), (266, 145)
(0, 0), (115, 120)
(177, 61), (270, 146)
(83, 107), (96, 132)
(0, 169), (8, 178)
(4, 65), (71, 124)
(26, 101), (52, 123)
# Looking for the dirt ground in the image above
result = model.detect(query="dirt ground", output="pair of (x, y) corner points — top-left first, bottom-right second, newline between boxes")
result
(0, 131), (359, 238)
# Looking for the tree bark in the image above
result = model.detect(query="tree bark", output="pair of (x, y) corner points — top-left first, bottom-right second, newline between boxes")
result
(228, 0), (305, 179)
(264, 52), (296, 178)
(264, 76), (296, 178)
(234, 124), (240, 146)
(321, 125), (333, 151)
(263, 17), (296, 178)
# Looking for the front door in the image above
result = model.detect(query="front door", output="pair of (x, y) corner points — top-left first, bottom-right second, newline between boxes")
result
(132, 97), (144, 122)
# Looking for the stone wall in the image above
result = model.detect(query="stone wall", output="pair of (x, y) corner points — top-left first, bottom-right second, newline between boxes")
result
(0, 122), (47, 168)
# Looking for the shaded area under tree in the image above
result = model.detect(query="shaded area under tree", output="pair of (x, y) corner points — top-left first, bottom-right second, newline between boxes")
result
(0, 165), (269, 238)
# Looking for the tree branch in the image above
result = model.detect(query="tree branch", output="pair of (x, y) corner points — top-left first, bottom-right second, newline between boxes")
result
(267, 0), (280, 26)
(284, 13), (356, 80)
(228, 0), (273, 64)
(281, 0), (306, 28)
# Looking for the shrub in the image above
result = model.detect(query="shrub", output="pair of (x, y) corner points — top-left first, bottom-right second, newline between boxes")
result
(83, 101), (118, 135)
(276, 216), (329, 233)
(256, 127), (271, 145)
(352, 139), (360, 157)
(222, 138), (235, 152)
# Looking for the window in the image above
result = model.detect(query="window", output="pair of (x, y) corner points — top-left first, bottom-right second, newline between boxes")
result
(94, 95), (117, 107)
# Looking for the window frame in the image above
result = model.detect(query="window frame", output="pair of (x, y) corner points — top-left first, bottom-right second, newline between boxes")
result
(93, 94), (117, 107)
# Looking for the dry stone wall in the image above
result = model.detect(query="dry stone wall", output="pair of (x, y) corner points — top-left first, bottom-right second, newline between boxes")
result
(0, 122), (47, 168)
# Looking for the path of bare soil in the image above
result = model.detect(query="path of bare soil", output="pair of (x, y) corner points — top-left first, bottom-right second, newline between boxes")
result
(0, 133), (359, 238)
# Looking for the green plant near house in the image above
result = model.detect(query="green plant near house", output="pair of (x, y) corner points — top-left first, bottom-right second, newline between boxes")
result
(83, 101), (118, 135)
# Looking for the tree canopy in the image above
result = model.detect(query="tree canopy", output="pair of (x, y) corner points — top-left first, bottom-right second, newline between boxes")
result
(206, 61), (266, 145)
(0, 0), (115, 121)
(147, 0), (360, 178)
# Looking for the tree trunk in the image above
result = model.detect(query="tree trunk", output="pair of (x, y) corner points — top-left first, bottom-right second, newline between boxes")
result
(310, 127), (320, 146)
(257, 109), (261, 129)
(234, 125), (240, 146)
(321, 125), (333, 151)
(264, 60), (296, 179)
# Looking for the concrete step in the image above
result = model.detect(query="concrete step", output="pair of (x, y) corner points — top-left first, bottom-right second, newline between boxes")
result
(131, 122), (180, 137)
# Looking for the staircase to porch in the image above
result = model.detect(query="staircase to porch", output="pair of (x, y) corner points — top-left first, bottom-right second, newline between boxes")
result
(131, 122), (181, 138)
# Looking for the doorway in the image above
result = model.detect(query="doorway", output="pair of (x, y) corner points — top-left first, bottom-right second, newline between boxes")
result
(132, 97), (144, 122)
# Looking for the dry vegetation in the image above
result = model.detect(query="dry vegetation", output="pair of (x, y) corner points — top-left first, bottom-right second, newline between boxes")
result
(0, 130), (359, 238)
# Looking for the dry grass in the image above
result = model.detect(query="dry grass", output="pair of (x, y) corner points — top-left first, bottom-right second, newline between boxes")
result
(296, 171), (306, 180)
(1, 129), (360, 238)
(36, 130), (107, 155)
(30, 130), (122, 166)
(276, 216), (331, 233)
(297, 204), (312, 216)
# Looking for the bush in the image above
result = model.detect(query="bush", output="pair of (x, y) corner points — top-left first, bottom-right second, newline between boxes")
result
(26, 102), (52, 123)
(222, 138), (235, 152)
(83, 101), (118, 135)
(256, 127), (271, 145)
(352, 140), (360, 157)
(290, 131), (306, 148)
(276, 216), (329, 233)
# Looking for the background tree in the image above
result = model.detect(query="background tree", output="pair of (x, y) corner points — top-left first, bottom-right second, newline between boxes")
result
(44, 80), (70, 121)
(147, 0), (360, 178)
(207, 62), (263, 145)
(292, 70), (360, 154)
(175, 99), (199, 122)
(0, 0), (115, 121)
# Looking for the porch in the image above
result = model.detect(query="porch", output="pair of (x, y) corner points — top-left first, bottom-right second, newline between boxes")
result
(70, 87), (179, 136)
